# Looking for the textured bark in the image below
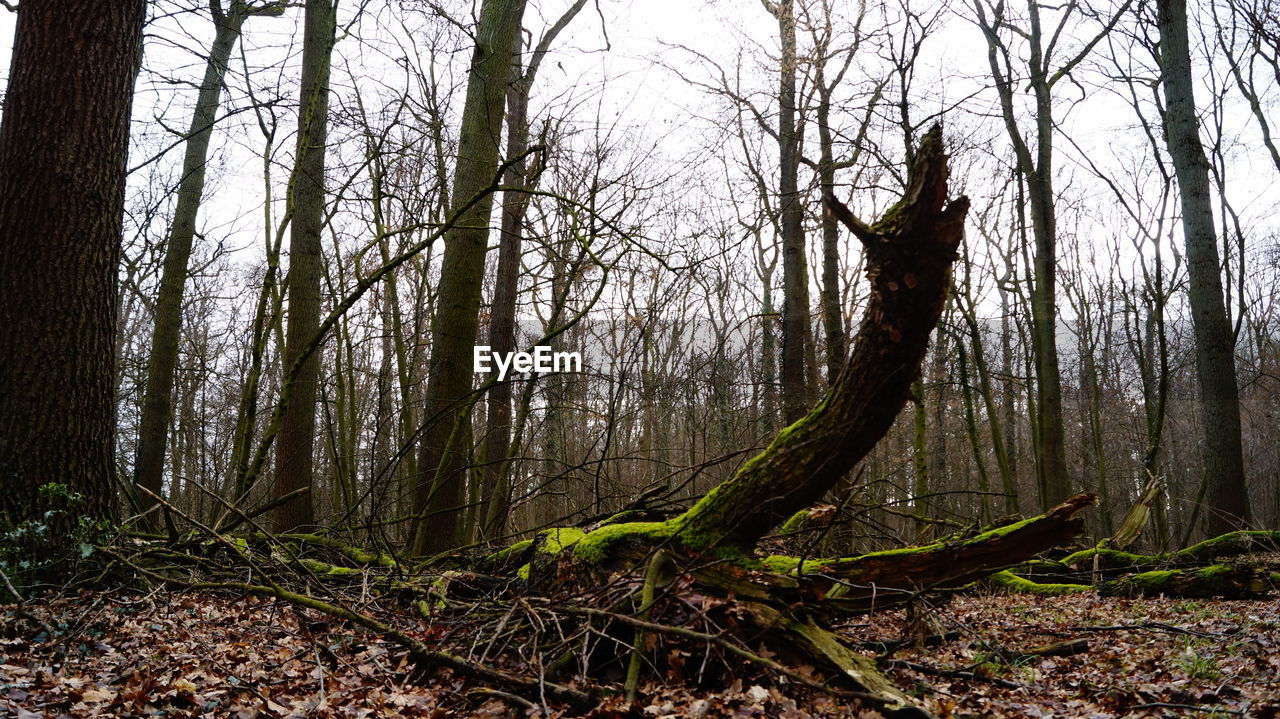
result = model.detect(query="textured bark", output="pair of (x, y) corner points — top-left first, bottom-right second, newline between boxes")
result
(1156, 0), (1251, 534)
(0, 0), (146, 526)
(135, 3), (250, 518)
(411, 0), (528, 555)
(272, 0), (335, 531)
(675, 126), (968, 552)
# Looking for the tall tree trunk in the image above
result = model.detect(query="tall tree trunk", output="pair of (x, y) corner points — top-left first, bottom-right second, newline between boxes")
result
(816, 86), (845, 383)
(134, 2), (249, 518)
(0, 0), (146, 529)
(1156, 0), (1251, 533)
(763, 0), (810, 422)
(975, 0), (1072, 508)
(481, 0), (587, 539)
(410, 0), (528, 555)
(272, 0), (335, 531)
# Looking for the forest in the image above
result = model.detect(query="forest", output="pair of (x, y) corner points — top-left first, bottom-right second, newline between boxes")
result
(1, 0), (1279, 716)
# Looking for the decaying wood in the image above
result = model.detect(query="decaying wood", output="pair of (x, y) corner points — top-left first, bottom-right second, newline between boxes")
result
(688, 493), (1096, 613)
(569, 124), (969, 559)
(1098, 564), (1273, 599)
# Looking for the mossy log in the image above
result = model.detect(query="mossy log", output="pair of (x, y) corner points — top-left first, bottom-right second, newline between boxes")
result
(728, 493), (1098, 612)
(1098, 564), (1273, 599)
(519, 494), (1096, 617)
(988, 570), (1090, 596)
(1056, 530), (1280, 571)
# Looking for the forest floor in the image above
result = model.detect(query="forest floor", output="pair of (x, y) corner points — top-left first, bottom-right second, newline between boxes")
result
(3, 576), (1279, 719)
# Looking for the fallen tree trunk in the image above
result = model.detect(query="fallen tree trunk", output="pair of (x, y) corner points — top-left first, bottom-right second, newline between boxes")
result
(1098, 564), (1273, 599)
(686, 493), (1097, 613)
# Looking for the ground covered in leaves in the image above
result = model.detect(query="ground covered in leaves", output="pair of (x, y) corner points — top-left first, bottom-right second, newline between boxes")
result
(3, 586), (1279, 718)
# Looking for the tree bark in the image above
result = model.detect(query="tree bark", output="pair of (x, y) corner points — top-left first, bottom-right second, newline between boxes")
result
(974, 0), (1071, 508)
(410, 0), (528, 555)
(0, 0), (146, 527)
(1156, 0), (1252, 534)
(272, 0), (335, 531)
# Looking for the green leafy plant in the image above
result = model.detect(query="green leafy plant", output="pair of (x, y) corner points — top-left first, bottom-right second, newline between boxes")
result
(0, 482), (109, 592)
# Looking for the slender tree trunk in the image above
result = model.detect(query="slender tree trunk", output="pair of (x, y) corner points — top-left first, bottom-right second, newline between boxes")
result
(480, 0), (586, 539)
(411, 0), (528, 555)
(135, 4), (248, 517)
(976, 0), (1071, 508)
(1156, 0), (1251, 533)
(766, 0), (810, 422)
(272, 0), (335, 531)
(758, 232), (781, 433)
(816, 86), (845, 383)
(0, 0), (146, 528)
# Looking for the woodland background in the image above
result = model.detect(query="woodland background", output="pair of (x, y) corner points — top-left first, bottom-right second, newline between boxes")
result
(2, 0), (1279, 563)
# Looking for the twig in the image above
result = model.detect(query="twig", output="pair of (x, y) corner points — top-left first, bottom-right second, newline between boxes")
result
(98, 547), (596, 710)
(1064, 622), (1230, 638)
(467, 687), (535, 711)
(1132, 703), (1242, 715)
(887, 659), (1023, 689)
(0, 565), (56, 637)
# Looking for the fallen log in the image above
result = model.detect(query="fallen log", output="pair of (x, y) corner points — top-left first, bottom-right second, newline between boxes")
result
(1055, 530), (1280, 571)
(1098, 564), (1272, 599)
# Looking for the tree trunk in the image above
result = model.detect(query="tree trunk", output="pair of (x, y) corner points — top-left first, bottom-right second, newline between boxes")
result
(272, 0), (335, 531)
(1156, 0), (1251, 534)
(976, 0), (1071, 508)
(410, 0), (528, 555)
(480, 0), (587, 539)
(0, 0), (146, 528)
(767, 0), (811, 423)
(816, 85), (845, 383)
(135, 3), (249, 519)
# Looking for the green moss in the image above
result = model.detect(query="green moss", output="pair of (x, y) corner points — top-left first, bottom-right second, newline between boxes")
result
(516, 563), (530, 581)
(298, 558), (362, 577)
(279, 533), (400, 568)
(1060, 547), (1161, 567)
(572, 521), (679, 564)
(486, 538), (533, 565)
(1175, 531), (1280, 561)
(989, 570), (1090, 595)
(778, 509), (813, 534)
(1013, 559), (1070, 573)
(536, 528), (586, 556)
(1100, 564), (1263, 598)
(760, 555), (801, 573)
(759, 555), (837, 575)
